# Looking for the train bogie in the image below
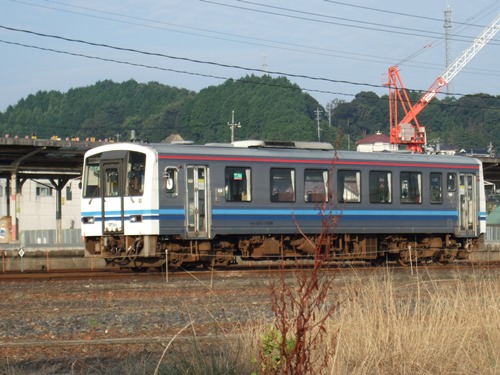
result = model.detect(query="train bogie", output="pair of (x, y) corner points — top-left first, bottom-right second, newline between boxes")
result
(81, 141), (486, 269)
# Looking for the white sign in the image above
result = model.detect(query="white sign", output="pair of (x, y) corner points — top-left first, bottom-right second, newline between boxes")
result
(18, 248), (25, 257)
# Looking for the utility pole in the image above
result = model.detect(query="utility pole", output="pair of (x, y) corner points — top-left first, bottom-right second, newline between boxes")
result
(315, 107), (322, 142)
(325, 102), (332, 127)
(228, 110), (241, 143)
(347, 118), (351, 151)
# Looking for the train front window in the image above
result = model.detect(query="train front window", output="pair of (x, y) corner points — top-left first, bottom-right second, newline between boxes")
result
(83, 157), (101, 198)
(225, 167), (252, 202)
(105, 168), (120, 197)
(126, 152), (146, 196)
(369, 171), (392, 203)
(400, 172), (422, 204)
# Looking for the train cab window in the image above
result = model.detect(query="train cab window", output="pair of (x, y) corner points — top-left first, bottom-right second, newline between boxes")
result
(163, 167), (179, 197)
(447, 173), (457, 191)
(105, 168), (120, 197)
(126, 152), (145, 196)
(83, 156), (101, 198)
(430, 173), (443, 204)
(304, 169), (329, 203)
(400, 172), (422, 204)
(369, 171), (392, 203)
(338, 170), (361, 203)
(225, 167), (252, 202)
(271, 168), (295, 202)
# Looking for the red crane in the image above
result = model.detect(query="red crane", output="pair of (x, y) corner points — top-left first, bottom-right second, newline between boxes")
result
(385, 13), (500, 153)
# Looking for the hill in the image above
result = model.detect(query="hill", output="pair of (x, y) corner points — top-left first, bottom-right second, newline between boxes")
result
(0, 75), (499, 149)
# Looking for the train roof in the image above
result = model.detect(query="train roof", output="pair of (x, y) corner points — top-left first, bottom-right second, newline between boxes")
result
(85, 141), (481, 167)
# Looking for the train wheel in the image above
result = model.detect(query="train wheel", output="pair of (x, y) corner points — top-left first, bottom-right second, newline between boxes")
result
(398, 258), (409, 267)
(204, 251), (232, 270)
(397, 250), (412, 267)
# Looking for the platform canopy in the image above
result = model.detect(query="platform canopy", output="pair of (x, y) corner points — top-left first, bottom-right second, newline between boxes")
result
(0, 137), (105, 243)
(0, 137), (105, 179)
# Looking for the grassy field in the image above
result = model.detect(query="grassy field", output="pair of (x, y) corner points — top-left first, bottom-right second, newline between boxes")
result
(2, 267), (498, 374)
(159, 267), (500, 375)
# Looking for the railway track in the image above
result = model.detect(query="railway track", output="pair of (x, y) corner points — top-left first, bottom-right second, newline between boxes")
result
(1, 260), (499, 282)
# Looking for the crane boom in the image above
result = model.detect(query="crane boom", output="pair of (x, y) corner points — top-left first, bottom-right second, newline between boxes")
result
(386, 12), (500, 153)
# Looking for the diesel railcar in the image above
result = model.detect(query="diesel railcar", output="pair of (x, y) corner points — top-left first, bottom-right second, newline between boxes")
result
(81, 140), (486, 269)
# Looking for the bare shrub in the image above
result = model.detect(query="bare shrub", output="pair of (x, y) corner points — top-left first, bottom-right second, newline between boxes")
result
(257, 213), (340, 373)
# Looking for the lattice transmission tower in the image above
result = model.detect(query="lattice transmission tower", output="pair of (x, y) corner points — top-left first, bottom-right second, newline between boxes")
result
(444, 6), (452, 94)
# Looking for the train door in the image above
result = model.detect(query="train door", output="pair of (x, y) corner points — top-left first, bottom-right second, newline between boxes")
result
(101, 161), (125, 234)
(186, 166), (210, 238)
(458, 173), (477, 235)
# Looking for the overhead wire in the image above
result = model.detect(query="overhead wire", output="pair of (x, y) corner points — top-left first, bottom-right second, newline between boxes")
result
(4, 0), (452, 71)
(0, 26), (498, 107)
(323, 0), (498, 29)
(230, 0), (500, 72)
(202, 0), (500, 45)
(0, 24), (384, 90)
(8, 0), (500, 76)
(1, 0), (499, 119)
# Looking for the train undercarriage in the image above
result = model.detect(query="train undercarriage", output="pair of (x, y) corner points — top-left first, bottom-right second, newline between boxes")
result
(84, 232), (480, 270)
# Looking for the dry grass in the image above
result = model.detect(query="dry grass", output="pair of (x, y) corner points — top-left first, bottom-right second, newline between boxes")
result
(326, 268), (500, 374)
(157, 268), (500, 374)
(227, 268), (500, 375)
(5, 268), (497, 374)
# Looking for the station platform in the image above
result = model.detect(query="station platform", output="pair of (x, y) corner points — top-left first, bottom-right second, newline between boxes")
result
(0, 243), (106, 272)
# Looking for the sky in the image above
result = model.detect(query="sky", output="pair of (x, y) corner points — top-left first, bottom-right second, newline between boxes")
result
(0, 0), (499, 113)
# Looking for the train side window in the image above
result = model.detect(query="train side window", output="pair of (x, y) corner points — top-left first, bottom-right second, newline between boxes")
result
(338, 170), (361, 203)
(430, 172), (443, 204)
(271, 168), (295, 202)
(304, 169), (329, 203)
(225, 167), (252, 202)
(447, 173), (457, 191)
(126, 152), (146, 196)
(369, 171), (392, 203)
(163, 167), (179, 197)
(400, 172), (422, 204)
(83, 156), (101, 198)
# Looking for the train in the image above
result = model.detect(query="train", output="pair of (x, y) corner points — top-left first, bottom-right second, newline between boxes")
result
(80, 140), (486, 269)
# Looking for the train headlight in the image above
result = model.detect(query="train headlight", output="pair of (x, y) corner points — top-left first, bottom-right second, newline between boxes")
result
(82, 216), (95, 224)
(130, 215), (142, 223)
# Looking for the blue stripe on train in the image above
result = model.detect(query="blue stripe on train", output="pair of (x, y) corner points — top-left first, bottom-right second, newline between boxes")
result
(83, 208), (488, 222)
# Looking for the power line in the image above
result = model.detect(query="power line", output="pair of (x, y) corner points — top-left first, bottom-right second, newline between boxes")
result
(0, 32), (496, 104)
(201, 0), (500, 45)
(4, 0), (446, 70)
(0, 38), (229, 81)
(0, 24), (385, 89)
(323, 0), (498, 28)
(9, 0), (499, 75)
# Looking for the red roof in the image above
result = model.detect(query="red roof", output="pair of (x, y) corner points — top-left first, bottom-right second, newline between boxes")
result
(356, 133), (390, 145)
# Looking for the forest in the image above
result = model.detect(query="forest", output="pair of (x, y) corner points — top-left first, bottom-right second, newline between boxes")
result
(0, 75), (499, 151)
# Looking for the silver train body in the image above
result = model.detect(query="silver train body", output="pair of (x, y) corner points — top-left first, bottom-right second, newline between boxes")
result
(81, 141), (486, 268)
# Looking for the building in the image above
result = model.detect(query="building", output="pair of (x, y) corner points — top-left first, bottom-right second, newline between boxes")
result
(356, 131), (398, 152)
(0, 178), (82, 246)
